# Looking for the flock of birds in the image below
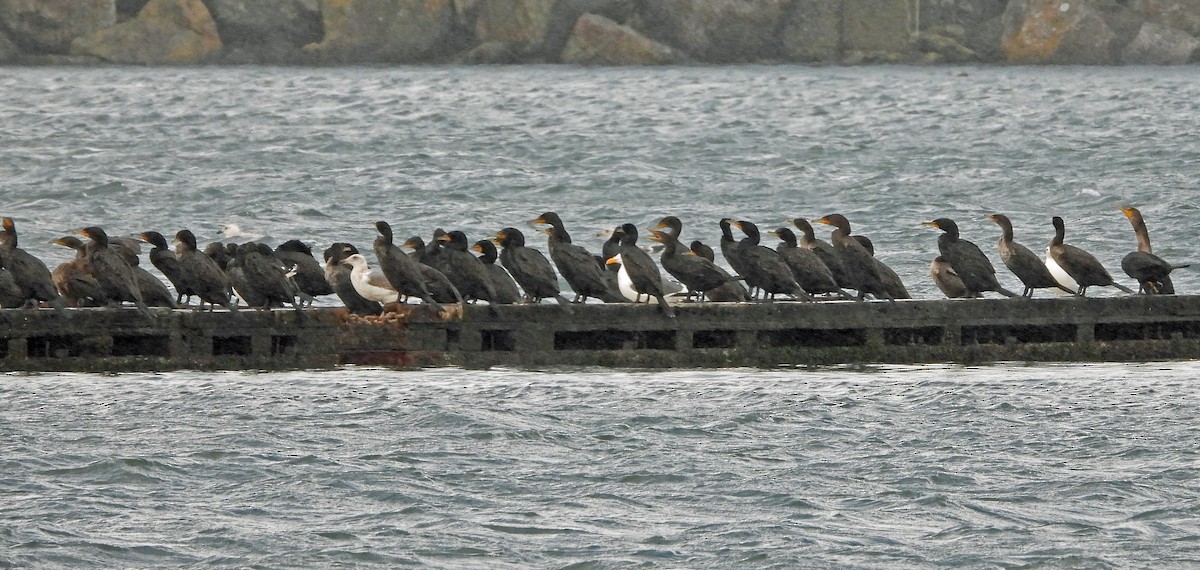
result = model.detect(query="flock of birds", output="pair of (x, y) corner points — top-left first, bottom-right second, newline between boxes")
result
(0, 207), (1184, 320)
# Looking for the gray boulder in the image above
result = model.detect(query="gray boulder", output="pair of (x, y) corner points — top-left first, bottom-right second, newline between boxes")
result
(842, 0), (915, 53)
(71, 0), (222, 64)
(542, 0), (633, 61)
(634, 0), (788, 63)
(1001, 0), (1116, 64)
(780, 0), (840, 62)
(1121, 22), (1199, 64)
(474, 0), (555, 47)
(0, 0), (116, 54)
(561, 12), (681, 65)
(305, 0), (457, 63)
(0, 29), (19, 62)
(918, 0), (1008, 31)
(202, 0), (321, 61)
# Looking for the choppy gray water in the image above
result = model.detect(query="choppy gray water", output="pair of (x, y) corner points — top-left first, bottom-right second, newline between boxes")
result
(3, 65), (1200, 567)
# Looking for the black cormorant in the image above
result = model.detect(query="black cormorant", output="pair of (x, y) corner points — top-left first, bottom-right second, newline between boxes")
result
(1119, 207), (1186, 295)
(1048, 216), (1134, 296)
(986, 214), (1069, 297)
(923, 218), (1018, 298)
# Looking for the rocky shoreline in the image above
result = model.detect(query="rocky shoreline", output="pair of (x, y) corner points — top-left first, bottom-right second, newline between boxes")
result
(1, 0), (1198, 67)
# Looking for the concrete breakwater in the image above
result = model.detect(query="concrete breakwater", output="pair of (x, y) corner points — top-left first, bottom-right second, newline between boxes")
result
(6, 294), (1200, 372)
(1, 0), (1198, 67)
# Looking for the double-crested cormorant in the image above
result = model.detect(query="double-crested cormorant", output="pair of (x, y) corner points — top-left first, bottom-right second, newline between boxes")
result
(930, 255), (970, 299)
(49, 236), (108, 307)
(0, 218), (70, 315)
(438, 230), (500, 312)
(204, 241), (234, 271)
(986, 214), (1069, 297)
(611, 224), (674, 317)
(649, 229), (743, 302)
(0, 265), (23, 309)
(686, 239), (749, 302)
(275, 240), (335, 303)
(494, 227), (571, 311)
(813, 214), (891, 301)
(732, 221), (812, 302)
(792, 217), (852, 289)
(175, 229), (238, 312)
(341, 253), (400, 308)
(323, 243), (383, 316)
(923, 218), (1018, 298)
(771, 227), (850, 299)
(690, 240), (715, 262)
(238, 242), (302, 313)
(851, 235), (911, 300)
(719, 218), (755, 297)
(79, 226), (153, 317)
(534, 212), (621, 303)
(472, 239), (521, 305)
(1047, 216), (1134, 296)
(1119, 207), (1186, 295)
(374, 221), (444, 312)
(140, 231), (189, 304)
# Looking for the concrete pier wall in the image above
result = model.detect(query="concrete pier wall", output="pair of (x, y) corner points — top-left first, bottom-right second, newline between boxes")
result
(6, 295), (1200, 372)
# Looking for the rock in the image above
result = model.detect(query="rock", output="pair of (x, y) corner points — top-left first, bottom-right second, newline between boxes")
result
(918, 0), (1008, 30)
(963, 14), (1004, 61)
(203, 0), (321, 57)
(918, 29), (977, 62)
(560, 13), (682, 64)
(634, 0), (788, 63)
(541, 0), (633, 61)
(0, 0), (116, 54)
(305, 0), (457, 64)
(1121, 22), (1199, 64)
(843, 0), (916, 53)
(1138, 0), (1200, 37)
(780, 0), (841, 62)
(458, 39), (522, 63)
(0, 29), (20, 62)
(474, 0), (555, 46)
(70, 0), (222, 64)
(1002, 0), (1117, 64)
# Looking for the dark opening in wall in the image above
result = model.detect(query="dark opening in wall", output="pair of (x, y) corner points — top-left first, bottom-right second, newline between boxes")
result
(554, 330), (677, 351)
(481, 330), (515, 352)
(445, 329), (461, 350)
(960, 324), (1075, 345)
(213, 336), (252, 356)
(112, 335), (170, 357)
(758, 328), (867, 348)
(1095, 321), (1200, 342)
(885, 327), (944, 346)
(27, 336), (79, 358)
(271, 335), (298, 356)
(693, 330), (737, 349)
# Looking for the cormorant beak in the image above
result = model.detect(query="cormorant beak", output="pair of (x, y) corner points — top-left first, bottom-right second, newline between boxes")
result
(732, 221), (744, 230)
(436, 234), (451, 242)
(471, 244), (483, 254)
(812, 217), (828, 226)
(605, 256), (619, 266)
(531, 216), (546, 225)
(648, 232), (663, 243)
(769, 230), (780, 238)
(922, 221), (940, 229)
(48, 238), (65, 247)
(1120, 207), (1134, 219)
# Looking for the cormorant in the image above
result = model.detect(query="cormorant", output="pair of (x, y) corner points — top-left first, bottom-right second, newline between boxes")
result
(534, 212), (622, 303)
(472, 239), (521, 305)
(79, 226), (153, 317)
(792, 217), (852, 289)
(986, 214), (1070, 297)
(851, 235), (911, 300)
(611, 224), (674, 317)
(771, 227), (850, 299)
(1047, 216), (1134, 296)
(49, 236), (108, 307)
(140, 231), (189, 305)
(813, 214), (892, 301)
(923, 218), (1018, 298)
(174, 229), (238, 312)
(732, 221), (812, 302)
(649, 229), (744, 302)
(1119, 207), (1186, 295)
(438, 230), (500, 312)
(0, 218), (70, 315)
(930, 255), (970, 299)
(687, 239), (749, 302)
(374, 221), (444, 312)
(275, 240), (335, 303)
(494, 227), (571, 310)
(719, 218), (755, 297)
